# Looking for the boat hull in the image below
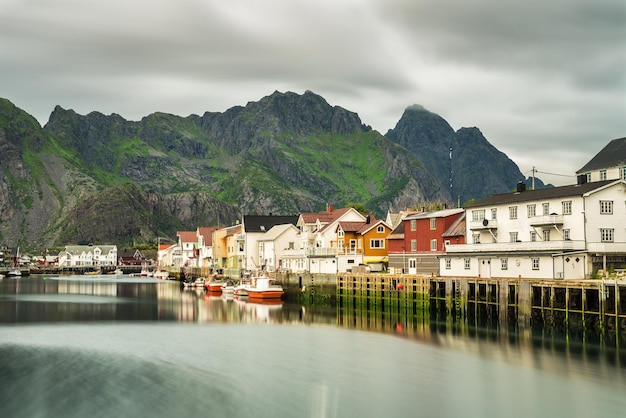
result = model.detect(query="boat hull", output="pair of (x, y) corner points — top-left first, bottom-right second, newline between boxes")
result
(246, 290), (284, 299)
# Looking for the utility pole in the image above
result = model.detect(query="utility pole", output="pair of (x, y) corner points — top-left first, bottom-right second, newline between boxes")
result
(532, 166), (536, 190)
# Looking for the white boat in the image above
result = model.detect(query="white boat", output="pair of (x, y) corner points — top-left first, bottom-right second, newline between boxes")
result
(154, 270), (169, 280)
(221, 278), (236, 293)
(7, 269), (22, 277)
(183, 277), (206, 288)
(113, 268), (123, 275)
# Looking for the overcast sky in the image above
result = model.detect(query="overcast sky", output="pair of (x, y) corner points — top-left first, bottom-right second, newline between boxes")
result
(1, 0), (624, 185)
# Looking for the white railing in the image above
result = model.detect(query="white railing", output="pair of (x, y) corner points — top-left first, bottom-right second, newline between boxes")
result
(530, 214), (564, 226)
(445, 240), (586, 253)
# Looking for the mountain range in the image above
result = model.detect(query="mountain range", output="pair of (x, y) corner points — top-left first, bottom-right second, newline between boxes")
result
(0, 90), (547, 251)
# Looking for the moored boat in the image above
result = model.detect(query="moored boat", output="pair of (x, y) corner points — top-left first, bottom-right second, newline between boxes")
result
(204, 276), (224, 292)
(246, 277), (284, 300)
(154, 270), (169, 280)
(7, 269), (21, 278)
(183, 277), (206, 288)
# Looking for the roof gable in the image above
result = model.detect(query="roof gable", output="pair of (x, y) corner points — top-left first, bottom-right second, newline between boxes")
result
(244, 215), (298, 233)
(577, 137), (626, 173)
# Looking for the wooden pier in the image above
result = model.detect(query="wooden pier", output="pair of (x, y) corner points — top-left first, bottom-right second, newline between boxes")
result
(276, 272), (626, 341)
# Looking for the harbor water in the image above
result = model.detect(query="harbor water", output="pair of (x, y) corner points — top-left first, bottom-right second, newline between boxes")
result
(1, 275), (626, 418)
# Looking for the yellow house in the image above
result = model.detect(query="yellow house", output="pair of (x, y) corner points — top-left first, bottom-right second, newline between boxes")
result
(337, 215), (392, 269)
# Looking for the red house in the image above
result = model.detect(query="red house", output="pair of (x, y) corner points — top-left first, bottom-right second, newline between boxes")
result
(388, 208), (465, 275)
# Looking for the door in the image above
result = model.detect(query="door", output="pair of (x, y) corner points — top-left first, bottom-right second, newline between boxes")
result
(408, 258), (417, 275)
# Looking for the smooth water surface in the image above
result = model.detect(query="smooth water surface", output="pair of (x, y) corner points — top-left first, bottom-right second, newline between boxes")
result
(1, 275), (625, 418)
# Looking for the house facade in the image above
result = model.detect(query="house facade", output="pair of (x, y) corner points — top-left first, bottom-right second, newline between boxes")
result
(241, 215), (299, 272)
(441, 180), (626, 279)
(58, 245), (118, 267)
(388, 208), (465, 275)
(177, 231), (198, 267)
(299, 206), (367, 274)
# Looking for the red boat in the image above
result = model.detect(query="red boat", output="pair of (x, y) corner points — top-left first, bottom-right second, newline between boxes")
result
(204, 276), (224, 293)
(246, 277), (284, 300)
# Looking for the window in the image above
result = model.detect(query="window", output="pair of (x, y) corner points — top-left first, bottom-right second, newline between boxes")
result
(472, 233), (481, 244)
(601, 228), (614, 242)
(585, 172), (591, 182)
(530, 231), (537, 242)
(510, 232), (518, 243)
(377, 225), (385, 233)
(410, 220), (416, 231)
(509, 206), (518, 219)
(349, 240), (357, 251)
(491, 208), (497, 220)
(563, 229), (570, 240)
(542, 203), (549, 215)
(464, 258), (470, 270)
(527, 204), (536, 217)
(410, 240), (417, 252)
(532, 258), (540, 270)
(600, 200), (613, 214)
(430, 218), (436, 230)
(472, 210), (485, 222)
(430, 239), (437, 251)
(445, 259), (451, 269)
(562, 201), (572, 215)
(622, 167), (626, 181)
(600, 170), (607, 180)
(338, 229), (344, 238)
(501, 258), (508, 270)
(543, 230), (550, 241)
(370, 239), (384, 249)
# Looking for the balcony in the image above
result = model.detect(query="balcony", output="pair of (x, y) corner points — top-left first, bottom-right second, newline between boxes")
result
(306, 247), (338, 257)
(445, 240), (586, 254)
(530, 214), (564, 227)
(469, 219), (498, 230)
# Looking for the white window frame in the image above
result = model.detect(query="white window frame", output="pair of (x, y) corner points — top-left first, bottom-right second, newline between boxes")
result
(600, 228), (614, 243)
(430, 239), (437, 251)
(464, 258), (470, 270)
(562, 201), (572, 215)
(600, 200), (613, 214)
(532, 258), (540, 270)
(509, 206), (518, 219)
(501, 258), (508, 270)
(527, 204), (536, 218)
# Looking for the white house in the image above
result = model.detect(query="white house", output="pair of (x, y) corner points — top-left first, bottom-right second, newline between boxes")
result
(59, 245), (118, 268)
(241, 215), (299, 272)
(297, 205), (366, 274)
(441, 180), (626, 279)
(257, 223), (302, 273)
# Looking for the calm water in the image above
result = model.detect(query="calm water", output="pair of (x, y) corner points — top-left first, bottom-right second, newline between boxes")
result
(1, 275), (626, 418)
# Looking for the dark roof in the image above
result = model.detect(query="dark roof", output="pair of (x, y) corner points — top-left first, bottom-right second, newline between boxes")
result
(244, 215), (298, 233)
(465, 180), (617, 208)
(577, 137), (626, 173)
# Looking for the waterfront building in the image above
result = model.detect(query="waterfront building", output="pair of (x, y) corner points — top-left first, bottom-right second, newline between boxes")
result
(239, 215), (299, 272)
(176, 231), (198, 267)
(197, 226), (219, 269)
(257, 223), (302, 273)
(388, 208), (465, 275)
(442, 180), (626, 279)
(58, 244), (118, 267)
(298, 205), (366, 274)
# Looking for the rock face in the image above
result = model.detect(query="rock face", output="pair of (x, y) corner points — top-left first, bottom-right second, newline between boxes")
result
(386, 105), (529, 203)
(0, 91), (536, 251)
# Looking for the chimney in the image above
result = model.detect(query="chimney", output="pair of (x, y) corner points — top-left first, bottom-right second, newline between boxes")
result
(516, 181), (526, 193)
(327, 204), (333, 212)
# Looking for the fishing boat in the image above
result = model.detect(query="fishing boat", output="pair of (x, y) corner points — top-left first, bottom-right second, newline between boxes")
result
(183, 277), (206, 288)
(154, 269), (169, 280)
(204, 276), (224, 292)
(221, 278), (236, 294)
(246, 277), (284, 300)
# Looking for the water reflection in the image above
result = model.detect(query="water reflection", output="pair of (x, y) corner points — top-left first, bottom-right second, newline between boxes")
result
(1, 275), (626, 417)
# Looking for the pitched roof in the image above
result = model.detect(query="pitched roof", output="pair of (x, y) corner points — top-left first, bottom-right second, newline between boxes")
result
(465, 180), (617, 208)
(259, 224), (299, 241)
(404, 208), (464, 220)
(300, 207), (351, 224)
(177, 231), (197, 243)
(198, 226), (219, 246)
(577, 137), (626, 173)
(442, 212), (466, 238)
(244, 215), (298, 232)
